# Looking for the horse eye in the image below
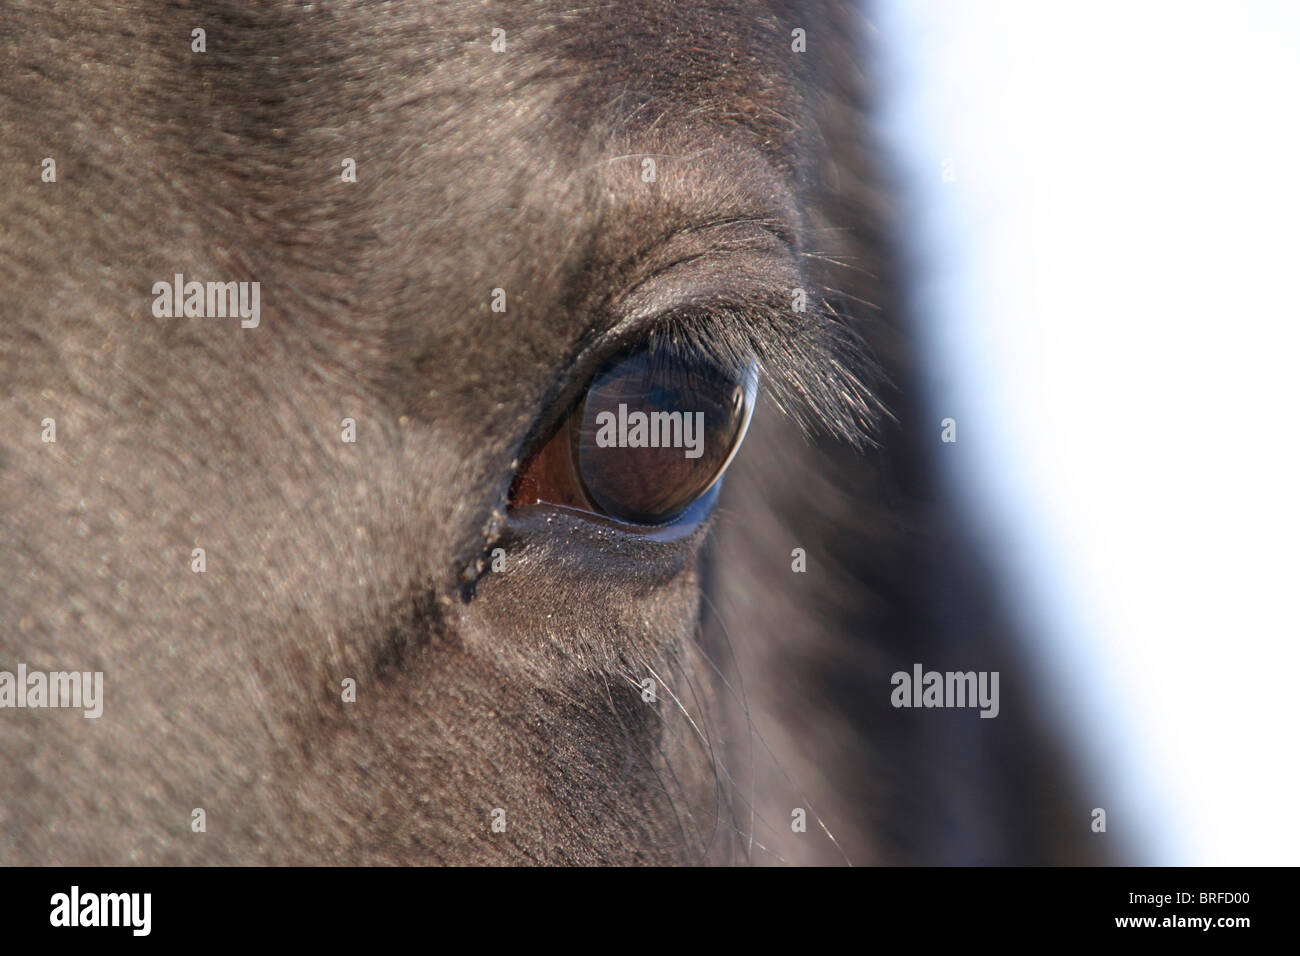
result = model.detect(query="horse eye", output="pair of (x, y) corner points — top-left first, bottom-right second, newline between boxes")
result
(510, 343), (758, 527)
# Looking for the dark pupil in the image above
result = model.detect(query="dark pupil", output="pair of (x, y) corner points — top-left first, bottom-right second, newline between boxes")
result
(574, 344), (753, 525)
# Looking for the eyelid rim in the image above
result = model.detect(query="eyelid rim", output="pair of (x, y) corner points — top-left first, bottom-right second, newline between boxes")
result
(508, 484), (724, 543)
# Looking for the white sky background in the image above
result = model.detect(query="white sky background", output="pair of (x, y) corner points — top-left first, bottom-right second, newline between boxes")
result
(869, 0), (1300, 864)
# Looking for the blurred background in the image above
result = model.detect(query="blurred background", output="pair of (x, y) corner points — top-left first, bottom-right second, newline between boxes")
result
(869, 0), (1300, 864)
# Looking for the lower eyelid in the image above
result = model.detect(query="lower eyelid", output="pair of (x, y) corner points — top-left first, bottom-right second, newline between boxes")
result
(510, 484), (722, 543)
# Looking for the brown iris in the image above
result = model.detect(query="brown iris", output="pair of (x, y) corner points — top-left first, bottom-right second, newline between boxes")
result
(511, 343), (757, 526)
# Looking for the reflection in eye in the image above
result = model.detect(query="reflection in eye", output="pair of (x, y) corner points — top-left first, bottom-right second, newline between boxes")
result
(510, 341), (758, 528)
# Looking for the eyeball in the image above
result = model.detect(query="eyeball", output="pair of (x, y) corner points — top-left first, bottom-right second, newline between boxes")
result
(511, 341), (758, 528)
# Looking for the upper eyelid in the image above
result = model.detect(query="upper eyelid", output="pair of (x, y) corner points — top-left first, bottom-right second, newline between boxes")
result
(595, 231), (804, 363)
(523, 223), (797, 404)
(613, 222), (801, 318)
